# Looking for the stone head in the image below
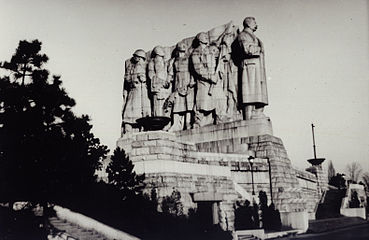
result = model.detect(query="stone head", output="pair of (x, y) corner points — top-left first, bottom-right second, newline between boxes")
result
(196, 32), (209, 45)
(243, 17), (258, 32)
(133, 49), (146, 63)
(152, 46), (165, 58)
(176, 42), (187, 53)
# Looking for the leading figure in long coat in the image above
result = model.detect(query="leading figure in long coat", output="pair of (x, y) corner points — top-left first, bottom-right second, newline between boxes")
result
(238, 17), (268, 120)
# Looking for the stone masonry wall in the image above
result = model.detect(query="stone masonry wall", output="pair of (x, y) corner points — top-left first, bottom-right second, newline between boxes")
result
(144, 173), (237, 231)
(117, 131), (241, 231)
(295, 168), (320, 219)
(115, 127), (323, 228)
(244, 135), (306, 213)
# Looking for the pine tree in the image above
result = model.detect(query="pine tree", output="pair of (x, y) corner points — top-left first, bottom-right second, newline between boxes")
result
(0, 39), (108, 205)
(327, 160), (336, 182)
(106, 147), (145, 200)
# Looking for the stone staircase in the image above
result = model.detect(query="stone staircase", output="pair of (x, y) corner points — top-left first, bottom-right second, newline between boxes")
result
(48, 216), (109, 240)
(315, 189), (345, 219)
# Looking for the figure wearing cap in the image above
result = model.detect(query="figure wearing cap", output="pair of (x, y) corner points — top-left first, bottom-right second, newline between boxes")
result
(167, 42), (195, 131)
(121, 49), (151, 135)
(237, 17), (268, 120)
(148, 46), (171, 117)
(191, 32), (219, 127)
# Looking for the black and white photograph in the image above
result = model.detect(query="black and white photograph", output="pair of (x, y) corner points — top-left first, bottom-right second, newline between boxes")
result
(0, 0), (368, 239)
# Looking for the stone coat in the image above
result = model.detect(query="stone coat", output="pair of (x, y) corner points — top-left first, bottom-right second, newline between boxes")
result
(238, 28), (268, 106)
(168, 55), (195, 113)
(219, 39), (238, 107)
(122, 59), (151, 124)
(191, 45), (216, 111)
(148, 56), (171, 116)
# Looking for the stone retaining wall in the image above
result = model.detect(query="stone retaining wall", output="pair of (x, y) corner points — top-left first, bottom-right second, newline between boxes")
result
(115, 120), (327, 230)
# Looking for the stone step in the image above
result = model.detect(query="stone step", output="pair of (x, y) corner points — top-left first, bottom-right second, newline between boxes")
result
(238, 235), (258, 240)
(49, 216), (109, 240)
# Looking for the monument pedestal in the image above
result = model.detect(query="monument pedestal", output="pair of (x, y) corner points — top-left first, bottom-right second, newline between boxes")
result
(117, 118), (308, 231)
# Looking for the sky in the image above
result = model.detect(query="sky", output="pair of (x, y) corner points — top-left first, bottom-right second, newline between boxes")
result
(0, 0), (368, 174)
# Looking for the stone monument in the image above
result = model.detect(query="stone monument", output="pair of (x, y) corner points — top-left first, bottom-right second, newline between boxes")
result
(116, 17), (327, 232)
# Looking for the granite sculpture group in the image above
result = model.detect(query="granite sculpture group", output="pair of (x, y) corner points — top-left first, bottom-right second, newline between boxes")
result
(116, 17), (328, 232)
(122, 17), (268, 135)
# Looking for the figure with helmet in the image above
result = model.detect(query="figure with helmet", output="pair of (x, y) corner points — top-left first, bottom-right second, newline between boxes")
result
(148, 46), (171, 117)
(167, 42), (195, 131)
(237, 17), (268, 120)
(121, 49), (151, 135)
(191, 32), (226, 127)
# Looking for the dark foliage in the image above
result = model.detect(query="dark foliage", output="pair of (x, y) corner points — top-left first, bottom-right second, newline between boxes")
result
(57, 182), (232, 240)
(259, 191), (282, 231)
(0, 39), (108, 205)
(106, 147), (145, 200)
(0, 205), (48, 240)
(329, 173), (347, 189)
(234, 200), (258, 230)
(161, 189), (184, 216)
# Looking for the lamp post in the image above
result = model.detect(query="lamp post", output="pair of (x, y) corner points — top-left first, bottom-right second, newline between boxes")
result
(248, 155), (255, 195)
(266, 157), (273, 205)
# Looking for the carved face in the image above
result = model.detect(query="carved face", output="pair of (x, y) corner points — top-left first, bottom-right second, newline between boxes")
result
(248, 19), (258, 32)
(133, 56), (145, 64)
(132, 55), (140, 63)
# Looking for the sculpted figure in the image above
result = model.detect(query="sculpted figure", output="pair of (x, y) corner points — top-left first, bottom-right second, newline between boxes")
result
(237, 17), (268, 120)
(191, 32), (223, 127)
(148, 46), (171, 117)
(208, 45), (227, 123)
(219, 29), (238, 120)
(122, 49), (151, 134)
(167, 42), (195, 131)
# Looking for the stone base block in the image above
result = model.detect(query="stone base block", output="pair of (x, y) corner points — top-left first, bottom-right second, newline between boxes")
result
(280, 211), (309, 232)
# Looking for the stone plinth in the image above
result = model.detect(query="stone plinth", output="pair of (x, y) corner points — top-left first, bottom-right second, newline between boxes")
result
(116, 119), (310, 230)
(117, 130), (239, 231)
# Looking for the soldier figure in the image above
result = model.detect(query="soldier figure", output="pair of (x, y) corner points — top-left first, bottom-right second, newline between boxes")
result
(167, 42), (195, 131)
(208, 45), (227, 123)
(219, 29), (238, 120)
(191, 32), (217, 127)
(238, 17), (268, 120)
(148, 46), (171, 117)
(122, 49), (151, 135)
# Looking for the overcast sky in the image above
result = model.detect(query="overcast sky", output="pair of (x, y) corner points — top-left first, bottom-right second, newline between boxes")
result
(1, 0), (368, 174)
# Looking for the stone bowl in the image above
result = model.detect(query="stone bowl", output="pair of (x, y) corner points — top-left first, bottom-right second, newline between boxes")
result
(307, 158), (325, 166)
(136, 116), (171, 131)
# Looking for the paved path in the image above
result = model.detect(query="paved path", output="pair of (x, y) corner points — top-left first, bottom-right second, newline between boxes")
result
(290, 223), (369, 240)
